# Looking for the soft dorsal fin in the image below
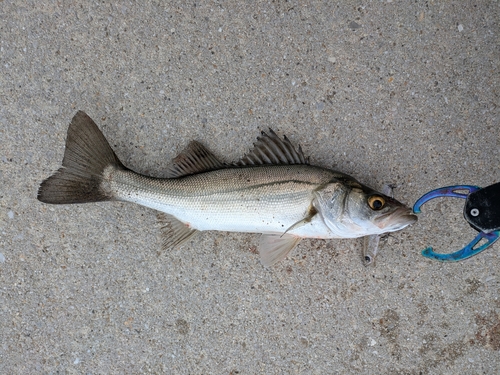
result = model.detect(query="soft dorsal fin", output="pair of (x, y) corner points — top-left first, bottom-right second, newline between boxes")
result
(236, 128), (309, 166)
(165, 141), (224, 178)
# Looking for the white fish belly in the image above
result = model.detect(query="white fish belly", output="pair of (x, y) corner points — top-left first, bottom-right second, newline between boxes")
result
(122, 186), (314, 233)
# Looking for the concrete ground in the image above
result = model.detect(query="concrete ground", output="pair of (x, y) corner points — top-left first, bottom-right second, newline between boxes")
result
(1, 1), (499, 374)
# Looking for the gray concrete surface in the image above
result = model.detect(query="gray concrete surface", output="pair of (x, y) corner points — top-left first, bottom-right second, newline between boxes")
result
(1, 1), (499, 374)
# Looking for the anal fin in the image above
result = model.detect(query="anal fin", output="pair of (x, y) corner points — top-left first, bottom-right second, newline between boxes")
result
(157, 213), (199, 251)
(258, 234), (301, 267)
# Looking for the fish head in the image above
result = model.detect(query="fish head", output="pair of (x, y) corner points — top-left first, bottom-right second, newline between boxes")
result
(316, 179), (417, 238)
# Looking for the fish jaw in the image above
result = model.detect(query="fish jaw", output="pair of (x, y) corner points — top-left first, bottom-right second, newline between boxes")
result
(373, 206), (418, 232)
(343, 200), (417, 237)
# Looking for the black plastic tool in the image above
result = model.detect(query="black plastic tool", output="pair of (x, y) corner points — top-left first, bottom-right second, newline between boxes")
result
(413, 183), (500, 261)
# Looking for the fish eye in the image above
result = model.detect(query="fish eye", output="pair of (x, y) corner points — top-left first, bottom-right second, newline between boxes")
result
(368, 195), (385, 210)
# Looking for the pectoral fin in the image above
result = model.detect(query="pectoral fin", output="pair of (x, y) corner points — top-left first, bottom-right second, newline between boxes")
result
(157, 213), (199, 251)
(281, 206), (318, 237)
(258, 234), (301, 267)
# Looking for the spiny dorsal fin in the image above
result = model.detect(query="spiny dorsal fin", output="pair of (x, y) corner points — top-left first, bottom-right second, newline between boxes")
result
(165, 141), (224, 178)
(236, 128), (309, 166)
(157, 213), (199, 250)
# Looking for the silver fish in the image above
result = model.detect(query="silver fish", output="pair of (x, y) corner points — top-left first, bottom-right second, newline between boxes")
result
(38, 111), (417, 266)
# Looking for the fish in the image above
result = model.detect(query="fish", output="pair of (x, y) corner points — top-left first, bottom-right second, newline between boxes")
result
(362, 184), (395, 266)
(38, 111), (417, 266)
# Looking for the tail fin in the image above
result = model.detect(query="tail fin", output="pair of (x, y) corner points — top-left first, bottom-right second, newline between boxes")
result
(37, 111), (125, 204)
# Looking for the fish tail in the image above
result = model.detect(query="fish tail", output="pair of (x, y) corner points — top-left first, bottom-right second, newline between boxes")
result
(37, 111), (125, 204)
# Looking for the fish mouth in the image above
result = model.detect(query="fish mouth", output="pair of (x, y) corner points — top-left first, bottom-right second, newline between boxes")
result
(375, 207), (418, 231)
